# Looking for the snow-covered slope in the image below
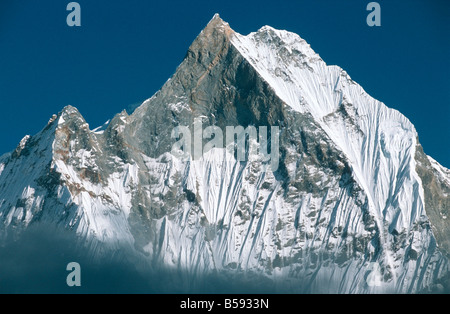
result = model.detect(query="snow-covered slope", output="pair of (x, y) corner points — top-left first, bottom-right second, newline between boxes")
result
(0, 14), (448, 293)
(230, 22), (446, 291)
(232, 24), (424, 232)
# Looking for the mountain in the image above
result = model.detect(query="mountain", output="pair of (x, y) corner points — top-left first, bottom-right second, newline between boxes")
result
(0, 14), (449, 293)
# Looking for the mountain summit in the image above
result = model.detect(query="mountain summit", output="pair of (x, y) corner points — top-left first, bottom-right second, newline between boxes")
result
(0, 15), (449, 293)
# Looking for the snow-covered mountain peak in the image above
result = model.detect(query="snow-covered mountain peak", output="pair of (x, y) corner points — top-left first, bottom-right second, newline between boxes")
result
(56, 105), (86, 126)
(209, 13), (226, 24)
(253, 25), (320, 61)
(59, 104), (80, 116)
(200, 13), (233, 38)
(0, 15), (449, 293)
(230, 22), (424, 234)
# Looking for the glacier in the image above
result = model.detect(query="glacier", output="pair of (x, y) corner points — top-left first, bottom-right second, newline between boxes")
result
(0, 14), (449, 293)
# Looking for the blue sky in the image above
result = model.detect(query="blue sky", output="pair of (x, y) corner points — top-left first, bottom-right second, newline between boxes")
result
(0, 0), (449, 166)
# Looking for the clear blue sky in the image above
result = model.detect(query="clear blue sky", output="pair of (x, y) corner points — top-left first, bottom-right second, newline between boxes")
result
(0, 0), (449, 166)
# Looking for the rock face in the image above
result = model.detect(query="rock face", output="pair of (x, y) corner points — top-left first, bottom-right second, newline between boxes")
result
(0, 14), (449, 293)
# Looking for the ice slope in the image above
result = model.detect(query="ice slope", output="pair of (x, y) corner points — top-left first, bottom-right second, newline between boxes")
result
(230, 25), (445, 289)
(232, 26), (424, 233)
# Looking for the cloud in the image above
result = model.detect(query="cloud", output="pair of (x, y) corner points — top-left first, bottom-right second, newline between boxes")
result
(0, 224), (278, 294)
(1, 224), (447, 294)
